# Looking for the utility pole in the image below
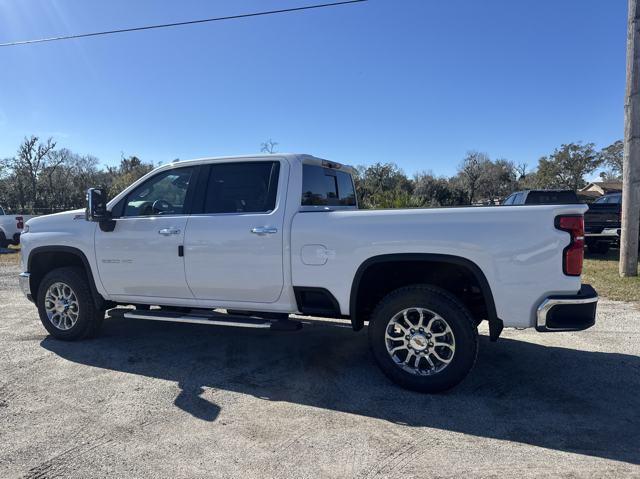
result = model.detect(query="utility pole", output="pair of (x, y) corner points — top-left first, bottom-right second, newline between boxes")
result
(621, 0), (640, 277)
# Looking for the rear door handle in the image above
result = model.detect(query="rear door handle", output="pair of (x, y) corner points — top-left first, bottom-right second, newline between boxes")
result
(158, 228), (181, 236)
(251, 226), (278, 235)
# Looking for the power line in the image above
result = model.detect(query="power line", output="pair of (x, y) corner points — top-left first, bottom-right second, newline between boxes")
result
(0, 0), (367, 48)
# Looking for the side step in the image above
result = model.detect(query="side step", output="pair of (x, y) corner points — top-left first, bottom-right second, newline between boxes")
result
(107, 308), (302, 331)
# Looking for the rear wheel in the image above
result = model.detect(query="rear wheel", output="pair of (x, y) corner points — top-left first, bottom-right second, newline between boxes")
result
(36, 267), (104, 340)
(368, 285), (478, 393)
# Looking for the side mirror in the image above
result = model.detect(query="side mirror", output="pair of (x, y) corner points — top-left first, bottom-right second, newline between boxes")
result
(85, 188), (109, 222)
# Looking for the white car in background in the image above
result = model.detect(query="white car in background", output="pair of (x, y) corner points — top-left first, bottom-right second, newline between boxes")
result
(0, 206), (33, 248)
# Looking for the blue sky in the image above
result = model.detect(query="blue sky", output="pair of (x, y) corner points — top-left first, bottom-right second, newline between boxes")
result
(0, 0), (627, 177)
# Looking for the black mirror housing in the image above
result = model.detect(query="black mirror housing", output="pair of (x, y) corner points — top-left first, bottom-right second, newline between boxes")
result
(86, 188), (109, 222)
(86, 188), (117, 232)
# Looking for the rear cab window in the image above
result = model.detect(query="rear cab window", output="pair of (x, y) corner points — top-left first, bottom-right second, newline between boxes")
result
(202, 161), (280, 214)
(524, 191), (580, 205)
(301, 164), (356, 208)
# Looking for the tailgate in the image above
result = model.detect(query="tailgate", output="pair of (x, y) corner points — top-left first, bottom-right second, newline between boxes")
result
(584, 205), (620, 233)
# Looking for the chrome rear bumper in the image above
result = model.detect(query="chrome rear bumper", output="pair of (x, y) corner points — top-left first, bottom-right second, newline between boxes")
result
(536, 284), (598, 332)
(585, 228), (620, 238)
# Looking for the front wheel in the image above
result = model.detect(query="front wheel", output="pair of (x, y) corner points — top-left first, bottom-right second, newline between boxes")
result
(36, 267), (104, 340)
(368, 285), (478, 393)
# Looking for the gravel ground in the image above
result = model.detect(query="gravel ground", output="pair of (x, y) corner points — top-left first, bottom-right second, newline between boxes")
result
(1, 260), (639, 478)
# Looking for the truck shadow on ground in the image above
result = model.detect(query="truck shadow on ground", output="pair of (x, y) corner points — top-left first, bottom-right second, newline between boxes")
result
(41, 316), (640, 465)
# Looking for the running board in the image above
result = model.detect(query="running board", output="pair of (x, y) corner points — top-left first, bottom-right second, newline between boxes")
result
(107, 308), (301, 331)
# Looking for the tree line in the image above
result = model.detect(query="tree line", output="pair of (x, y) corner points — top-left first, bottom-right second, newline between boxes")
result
(0, 135), (623, 213)
(0, 136), (155, 214)
(355, 140), (622, 208)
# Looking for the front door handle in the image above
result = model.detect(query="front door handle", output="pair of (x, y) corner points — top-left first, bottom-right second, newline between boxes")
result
(251, 226), (278, 235)
(158, 228), (181, 236)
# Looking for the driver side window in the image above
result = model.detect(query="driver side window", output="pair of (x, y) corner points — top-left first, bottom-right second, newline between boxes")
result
(123, 167), (194, 217)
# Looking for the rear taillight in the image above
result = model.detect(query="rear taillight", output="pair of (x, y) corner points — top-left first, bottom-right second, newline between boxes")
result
(16, 216), (23, 229)
(555, 215), (584, 276)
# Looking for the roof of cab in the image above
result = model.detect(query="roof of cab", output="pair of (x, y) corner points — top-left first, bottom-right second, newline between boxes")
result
(167, 153), (357, 175)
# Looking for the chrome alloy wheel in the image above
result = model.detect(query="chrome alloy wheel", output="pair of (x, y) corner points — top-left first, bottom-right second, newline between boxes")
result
(384, 307), (456, 376)
(44, 282), (80, 331)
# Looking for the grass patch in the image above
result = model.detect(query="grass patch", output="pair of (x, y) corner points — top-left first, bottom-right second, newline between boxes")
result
(0, 245), (20, 264)
(583, 249), (640, 302)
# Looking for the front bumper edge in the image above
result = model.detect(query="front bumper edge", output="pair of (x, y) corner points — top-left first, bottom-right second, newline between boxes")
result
(19, 272), (33, 302)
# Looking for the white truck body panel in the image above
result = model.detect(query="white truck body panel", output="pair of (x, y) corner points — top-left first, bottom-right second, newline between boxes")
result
(290, 204), (585, 328)
(183, 157), (290, 303)
(95, 214), (192, 298)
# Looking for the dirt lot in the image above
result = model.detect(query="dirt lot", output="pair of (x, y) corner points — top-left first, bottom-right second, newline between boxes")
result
(1, 258), (639, 478)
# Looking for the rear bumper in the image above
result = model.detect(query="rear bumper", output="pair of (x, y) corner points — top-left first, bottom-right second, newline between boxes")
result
(19, 272), (33, 302)
(536, 284), (598, 332)
(585, 228), (620, 239)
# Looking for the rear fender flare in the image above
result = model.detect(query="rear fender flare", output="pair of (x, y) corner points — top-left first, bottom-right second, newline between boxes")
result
(349, 253), (503, 341)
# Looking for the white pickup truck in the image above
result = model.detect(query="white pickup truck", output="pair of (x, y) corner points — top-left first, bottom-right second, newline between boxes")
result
(0, 206), (31, 248)
(18, 154), (598, 392)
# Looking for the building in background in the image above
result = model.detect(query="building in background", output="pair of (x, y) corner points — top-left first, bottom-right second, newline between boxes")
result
(579, 181), (623, 202)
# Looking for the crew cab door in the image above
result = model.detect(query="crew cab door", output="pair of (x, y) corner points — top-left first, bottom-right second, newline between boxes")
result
(184, 159), (285, 303)
(95, 165), (198, 299)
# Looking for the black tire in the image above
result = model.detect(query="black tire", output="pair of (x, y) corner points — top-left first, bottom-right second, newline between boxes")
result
(0, 231), (8, 249)
(587, 241), (610, 255)
(36, 267), (104, 340)
(368, 285), (478, 393)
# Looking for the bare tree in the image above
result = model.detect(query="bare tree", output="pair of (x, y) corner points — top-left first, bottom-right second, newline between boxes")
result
(458, 151), (490, 203)
(7, 136), (57, 210)
(515, 162), (528, 180)
(260, 139), (278, 154)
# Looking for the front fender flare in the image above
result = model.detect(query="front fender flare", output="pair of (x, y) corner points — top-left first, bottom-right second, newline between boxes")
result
(27, 245), (106, 310)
